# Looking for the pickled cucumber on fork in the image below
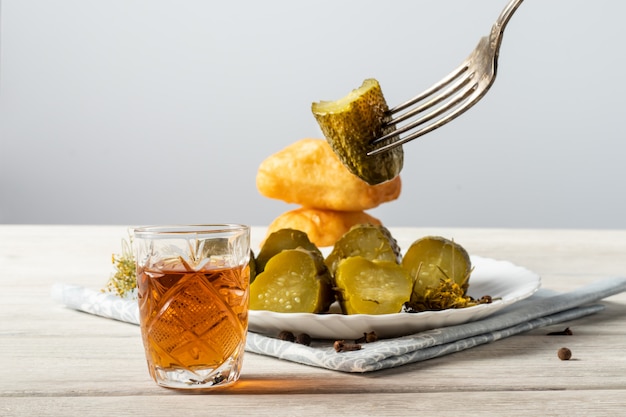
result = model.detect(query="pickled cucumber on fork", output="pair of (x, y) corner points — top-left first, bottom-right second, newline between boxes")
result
(334, 257), (412, 315)
(325, 224), (402, 277)
(250, 248), (334, 313)
(311, 79), (403, 185)
(401, 236), (474, 311)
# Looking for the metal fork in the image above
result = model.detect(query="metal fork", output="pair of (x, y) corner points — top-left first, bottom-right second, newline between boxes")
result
(368, 0), (524, 156)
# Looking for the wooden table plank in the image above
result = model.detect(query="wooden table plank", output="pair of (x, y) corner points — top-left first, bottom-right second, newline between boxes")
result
(1, 225), (625, 416)
(2, 390), (625, 417)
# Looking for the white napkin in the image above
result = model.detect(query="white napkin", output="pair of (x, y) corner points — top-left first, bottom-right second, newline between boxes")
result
(52, 277), (626, 373)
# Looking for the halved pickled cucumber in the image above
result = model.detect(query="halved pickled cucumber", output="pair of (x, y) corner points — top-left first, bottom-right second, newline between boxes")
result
(256, 228), (321, 274)
(249, 250), (257, 284)
(401, 236), (473, 311)
(250, 248), (334, 313)
(325, 224), (401, 277)
(334, 257), (412, 315)
(312, 79), (403, 185)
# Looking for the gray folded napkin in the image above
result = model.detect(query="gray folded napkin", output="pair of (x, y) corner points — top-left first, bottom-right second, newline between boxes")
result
(52, 277), (626, 373)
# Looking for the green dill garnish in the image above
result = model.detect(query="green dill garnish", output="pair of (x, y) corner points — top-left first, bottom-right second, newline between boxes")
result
(103, 237), (137, 298)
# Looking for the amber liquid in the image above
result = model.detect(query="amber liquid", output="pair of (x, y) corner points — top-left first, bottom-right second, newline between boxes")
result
(137, 263), (250, 376)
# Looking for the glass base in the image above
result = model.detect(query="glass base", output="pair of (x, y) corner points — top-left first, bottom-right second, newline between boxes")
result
(150, 353), (244, 390)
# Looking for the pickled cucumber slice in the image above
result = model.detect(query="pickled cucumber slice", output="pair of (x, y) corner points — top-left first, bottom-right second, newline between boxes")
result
(250, 248), (334, 313)
(325, 224), (401, 277)
(401, 236), (473, 311)
(334, 257), (412, 315)
(249, 250), (257, 284)
(312, 79), (403, 185)
(256, 228), (321, 273)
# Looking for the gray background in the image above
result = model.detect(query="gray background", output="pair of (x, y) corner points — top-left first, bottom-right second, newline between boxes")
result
(1, 0), (625, 228)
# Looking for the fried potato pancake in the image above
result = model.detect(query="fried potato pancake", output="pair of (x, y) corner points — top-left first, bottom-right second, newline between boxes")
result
(265, 207), (381, 247)
(256, 139), (401, 211)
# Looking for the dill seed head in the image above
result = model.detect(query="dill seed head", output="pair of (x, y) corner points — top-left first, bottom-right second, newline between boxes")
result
(103, 238), (137, 298)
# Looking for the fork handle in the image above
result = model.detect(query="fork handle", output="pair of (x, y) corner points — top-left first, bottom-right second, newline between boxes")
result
(491, 0), (525, 50)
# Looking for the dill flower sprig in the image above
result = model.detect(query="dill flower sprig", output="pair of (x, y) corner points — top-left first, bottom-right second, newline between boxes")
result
(103, 237), (137, 298)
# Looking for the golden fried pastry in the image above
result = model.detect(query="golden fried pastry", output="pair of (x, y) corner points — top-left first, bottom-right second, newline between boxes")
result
(256, 139), (401, 211)
(265, 207), (381, 247)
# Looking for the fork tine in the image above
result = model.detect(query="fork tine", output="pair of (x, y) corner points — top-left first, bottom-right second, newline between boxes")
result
(375, 71), (475, 144)
(387, 62), (470, 116)
(372, 74), (477, 147)
(367, 83), (480, 156)
(388, 68), (473, 127)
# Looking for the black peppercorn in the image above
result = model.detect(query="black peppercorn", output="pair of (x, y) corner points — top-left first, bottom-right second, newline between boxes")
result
(557, 347), (572, 360)
(295, 333), (312, 346)
(277, 330), (295, 342)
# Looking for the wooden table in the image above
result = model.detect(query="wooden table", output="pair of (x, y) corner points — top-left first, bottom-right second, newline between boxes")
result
(1, 225), (625, 416)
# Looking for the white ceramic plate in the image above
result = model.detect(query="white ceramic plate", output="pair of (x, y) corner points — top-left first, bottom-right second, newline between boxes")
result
(248, 256), (541, 339)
